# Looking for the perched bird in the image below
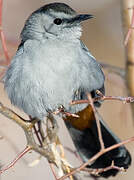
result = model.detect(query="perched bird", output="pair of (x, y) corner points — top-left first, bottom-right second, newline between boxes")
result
(4, 2), (131, 177)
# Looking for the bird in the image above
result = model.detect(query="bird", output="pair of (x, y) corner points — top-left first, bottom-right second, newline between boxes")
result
(3, 2), (131, 178)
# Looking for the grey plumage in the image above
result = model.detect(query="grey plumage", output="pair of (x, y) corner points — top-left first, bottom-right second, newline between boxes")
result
(4, 2), (104, 120)
(3, 3), (131, 177)
(35, 3), (76, 15)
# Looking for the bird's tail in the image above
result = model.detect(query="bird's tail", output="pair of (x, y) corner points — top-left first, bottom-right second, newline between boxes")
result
(64, 105), (131, 177)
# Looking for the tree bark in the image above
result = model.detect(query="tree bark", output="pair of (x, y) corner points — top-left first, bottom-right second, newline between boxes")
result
(121, 0), (134, 95)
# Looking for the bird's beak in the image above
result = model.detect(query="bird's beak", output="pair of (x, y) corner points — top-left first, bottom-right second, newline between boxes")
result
(75, 14), (94, 22)
(67, 14), (94, 24)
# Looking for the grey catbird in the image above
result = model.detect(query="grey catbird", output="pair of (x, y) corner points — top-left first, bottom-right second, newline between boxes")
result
(4, 2), (131, 177)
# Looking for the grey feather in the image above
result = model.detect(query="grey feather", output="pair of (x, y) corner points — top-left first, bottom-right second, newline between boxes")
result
(4, 3), (105, 120)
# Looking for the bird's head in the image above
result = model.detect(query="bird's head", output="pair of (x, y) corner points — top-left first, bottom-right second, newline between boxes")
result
(21, 3), (94, 41)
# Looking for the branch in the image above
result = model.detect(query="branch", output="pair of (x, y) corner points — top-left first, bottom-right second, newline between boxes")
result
(0, 146), (31, 173)
(0, 102), (61, 173)
(95, 90), (134, 103)
(53, 106), (79, 118)
(0, 102), (33, 130)
(121, 1), (134, 123)
(0, 93), (133, 179)
(86, 93), (105, 150)
(58, 92), (134, 179)
(58, 136), (134, 180)
(70, 92), (134, 105)
(50, 163), (58, 180)
(124, 6), (134, 46)
(0, 0), (10, 63)
(82, 161), (125, 176)
(0, 102), (75, 180)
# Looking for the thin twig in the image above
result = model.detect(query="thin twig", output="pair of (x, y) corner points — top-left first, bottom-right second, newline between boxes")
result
(70, 93), (134, 105)
(50, 163), (58, 180)
(86, 93), (105, 150)
(0, 0), (10, 63)
(95, 90), (134, 103)
(53, 106), (79, 118)
(0, 146), (31, 174)
(37, 121), (45, 141)
(0, 0), (2, 25)
(124, 6), (134, 46)
(59, 144), (74, 180)
(0, 102), (57, 164)
(82, 161), (125, 176)
(58, 136), (134, 180)
(29, 116), (43, 146)
(0, 31), (10, 62)
(33, 125), (43, 146)
(0, 102), (33, 130)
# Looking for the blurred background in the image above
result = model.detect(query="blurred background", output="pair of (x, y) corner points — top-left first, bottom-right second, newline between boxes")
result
(0, 0), (134, 180)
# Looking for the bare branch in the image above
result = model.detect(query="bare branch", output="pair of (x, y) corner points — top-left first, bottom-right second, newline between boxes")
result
(0, 0), (10, 63)
(0, 146), (31, 174)
(0, 102), (61, 170)
(50, 163), (58, 180)
(95, 90), (134, 103)
(86, 93), (105, 150)
(121, 1), (134, 122)
(70, 92), (134, 105)
(124, 7), (134, 46)
(58, 136), (134, 180)
(53, 106), (79, 118)
(0, 102), (34, 130)
(82, 161), (126, 176)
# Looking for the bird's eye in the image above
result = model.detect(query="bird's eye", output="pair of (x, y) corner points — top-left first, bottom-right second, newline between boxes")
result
(53, 18), (62, 25)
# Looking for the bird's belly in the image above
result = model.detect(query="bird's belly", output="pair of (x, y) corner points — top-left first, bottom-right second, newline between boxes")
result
(5, 40), (94, 119)
(10, 67), (83, 119)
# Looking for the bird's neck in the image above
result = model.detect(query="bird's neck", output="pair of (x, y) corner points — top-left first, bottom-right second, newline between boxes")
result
(44, 26), (82, 42)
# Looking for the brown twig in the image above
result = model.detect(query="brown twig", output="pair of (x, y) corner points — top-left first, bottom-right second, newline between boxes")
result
(86, 93), (105, 150)
(37, 121), (45, 141)
(53, 106), (79, 118)
(0, 102), (71, 179)
(70, 92), (134, 105)
(0, 97), (133, 179)
(58, 136), (134, 180)
(124, 6), (134, 46)
(0, 0), (10, 63)
(0, 146), (31, 174)
(33, 125), (43, 146)
(47, 115), (74, 180)
(95, 90), (134, 103)
(0, 102), (56, 164)
(58, 92), (134, 179)
(0, 102), (33, 130)
(50, 163), (58, 180)
(82, 161), (125, 176)
(121, 2), (134, 123)
(29, 116), (43, 146)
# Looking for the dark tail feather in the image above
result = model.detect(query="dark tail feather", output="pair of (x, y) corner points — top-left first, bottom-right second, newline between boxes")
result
(65, 115), (131, 177)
